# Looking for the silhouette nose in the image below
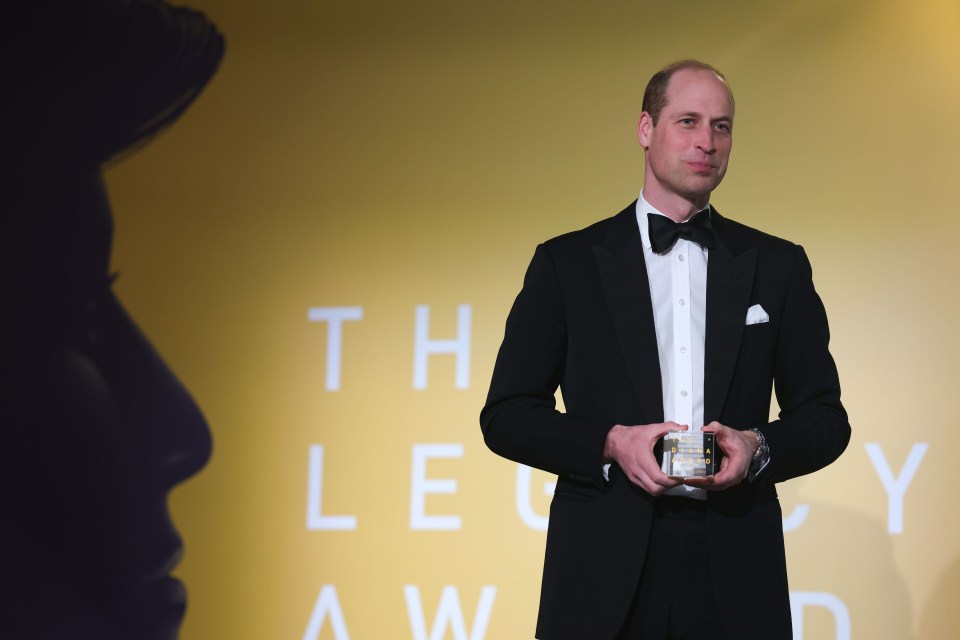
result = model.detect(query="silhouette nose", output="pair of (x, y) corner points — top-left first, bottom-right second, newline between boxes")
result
(91, 291), (213, 491)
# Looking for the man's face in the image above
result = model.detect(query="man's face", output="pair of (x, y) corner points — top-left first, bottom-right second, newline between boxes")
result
(638, 68), (734, 212)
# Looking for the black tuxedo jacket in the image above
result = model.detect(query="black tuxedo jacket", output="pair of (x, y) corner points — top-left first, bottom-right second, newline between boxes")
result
(481, 202), (850, 639)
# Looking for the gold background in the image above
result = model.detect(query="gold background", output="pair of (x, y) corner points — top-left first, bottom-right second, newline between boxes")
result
(104, 1), (960, 637)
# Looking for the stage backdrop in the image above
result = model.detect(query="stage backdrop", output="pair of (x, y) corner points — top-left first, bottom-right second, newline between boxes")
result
(104, 1), (960, 638)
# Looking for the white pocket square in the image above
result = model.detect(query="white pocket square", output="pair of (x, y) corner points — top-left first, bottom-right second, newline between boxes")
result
(745, 304), (769, 325)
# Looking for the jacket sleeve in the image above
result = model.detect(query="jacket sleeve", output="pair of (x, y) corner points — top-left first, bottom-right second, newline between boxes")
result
(479, 243), (613, 488)
(758, 245), (851, 482)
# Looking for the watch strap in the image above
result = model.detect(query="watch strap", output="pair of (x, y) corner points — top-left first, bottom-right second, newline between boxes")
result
(748, 428), (770, 482)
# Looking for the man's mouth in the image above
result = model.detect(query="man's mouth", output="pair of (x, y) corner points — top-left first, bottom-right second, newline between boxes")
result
(687, 161), (716, 173)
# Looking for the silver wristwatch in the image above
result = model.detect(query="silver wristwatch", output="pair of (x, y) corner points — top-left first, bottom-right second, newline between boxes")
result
(748, 428), (770, 480)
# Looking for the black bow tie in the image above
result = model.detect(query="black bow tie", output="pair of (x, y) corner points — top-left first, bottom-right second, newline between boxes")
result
(647, 210), (716, 254)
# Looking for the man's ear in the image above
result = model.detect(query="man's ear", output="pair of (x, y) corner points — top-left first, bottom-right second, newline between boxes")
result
(637, 111), (653, 150)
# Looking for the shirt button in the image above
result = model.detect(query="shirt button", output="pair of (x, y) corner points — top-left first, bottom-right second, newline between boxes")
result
(678, 255), (685, 262)
(680, 347), (687, 354)
(678, 298), (686, 306)
(680, 390), (688, 398)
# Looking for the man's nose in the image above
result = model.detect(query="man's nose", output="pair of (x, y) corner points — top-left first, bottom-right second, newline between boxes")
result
(697, 126), (716, 154)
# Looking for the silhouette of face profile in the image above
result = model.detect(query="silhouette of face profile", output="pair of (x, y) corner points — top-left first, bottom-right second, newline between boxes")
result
(2, 166), (213, 638)
(0, 1), (223, 637)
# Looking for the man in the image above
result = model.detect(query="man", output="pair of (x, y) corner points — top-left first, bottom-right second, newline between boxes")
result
(480, 60), (850, 639)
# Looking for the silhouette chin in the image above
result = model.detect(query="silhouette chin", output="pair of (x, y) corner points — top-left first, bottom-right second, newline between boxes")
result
(129, 575), (188, 640)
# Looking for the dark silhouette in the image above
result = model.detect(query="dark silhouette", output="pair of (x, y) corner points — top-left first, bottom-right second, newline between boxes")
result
(0, 1), (224, 637)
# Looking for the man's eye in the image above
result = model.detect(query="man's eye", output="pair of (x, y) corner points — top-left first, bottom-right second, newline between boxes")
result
(680, 118), (695, 126)
(714, 123), (731, 132)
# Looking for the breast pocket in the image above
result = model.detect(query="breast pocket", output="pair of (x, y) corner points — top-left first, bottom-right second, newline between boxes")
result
(742, 321), (776, 342)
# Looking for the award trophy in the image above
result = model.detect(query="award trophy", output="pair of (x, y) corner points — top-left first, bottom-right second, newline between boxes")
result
(660, 431), (720, 478)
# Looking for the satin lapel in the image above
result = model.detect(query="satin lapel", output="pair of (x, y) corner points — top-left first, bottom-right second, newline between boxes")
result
(704, 232), (757, 423)
(593, 206), (664, 424)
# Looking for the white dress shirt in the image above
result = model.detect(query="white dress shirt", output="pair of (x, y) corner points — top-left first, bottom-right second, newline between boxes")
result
(636, 191), (710, 499)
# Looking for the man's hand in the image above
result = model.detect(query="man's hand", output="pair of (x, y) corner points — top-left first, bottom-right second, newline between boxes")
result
(684, 421), (758, 491)
(603, 422), (686, 496)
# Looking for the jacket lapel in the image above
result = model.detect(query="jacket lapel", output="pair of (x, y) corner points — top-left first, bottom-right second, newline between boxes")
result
(704, 212), (757, 422)
(593, 203), (664, 424)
